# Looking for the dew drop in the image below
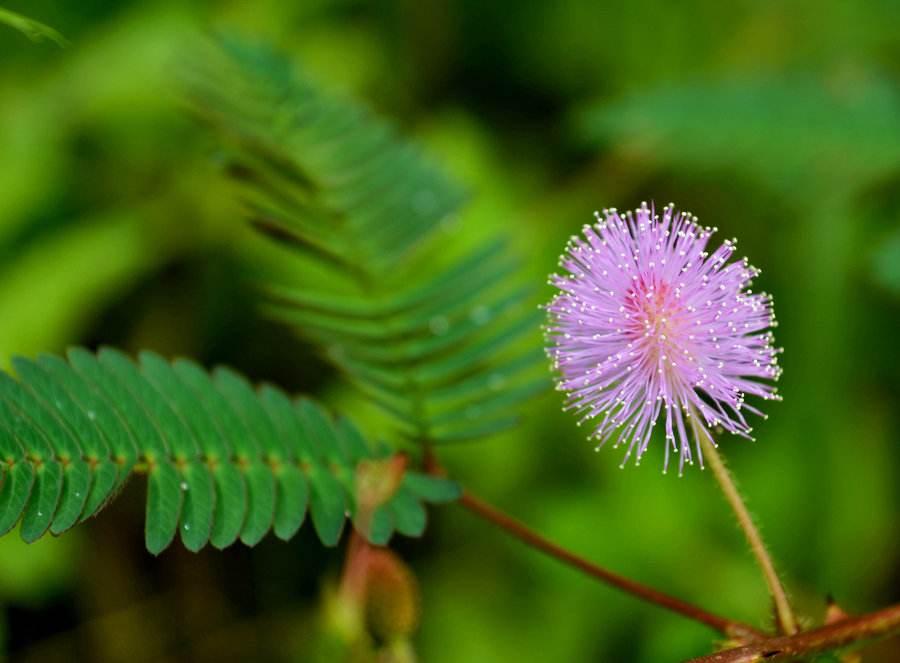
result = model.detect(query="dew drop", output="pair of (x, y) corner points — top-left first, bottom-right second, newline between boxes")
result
(87, 410), (96, 421)
(180, 481), (189, 491)
(183, 523), (190, 531)
(38, 511), (43, 517)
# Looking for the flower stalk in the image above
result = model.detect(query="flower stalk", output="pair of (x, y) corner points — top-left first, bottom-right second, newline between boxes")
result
(694, 425), (797, 636)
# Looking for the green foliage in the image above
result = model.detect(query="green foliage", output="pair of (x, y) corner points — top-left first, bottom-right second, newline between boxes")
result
(873, 225), (900, 295)
(185, 38), (546, 445)
(0, 7), (66, 46)
(0, 348), (459, 554)
(2, 4), (898, 661)
(0, 212), (161, 367)
(578, 74), (900, 190)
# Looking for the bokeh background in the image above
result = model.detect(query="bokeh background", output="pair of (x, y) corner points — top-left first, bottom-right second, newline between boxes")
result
(1, 1), (899, 661)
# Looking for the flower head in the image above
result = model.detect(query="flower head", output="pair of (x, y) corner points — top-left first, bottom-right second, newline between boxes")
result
(546, 203), (781, 474)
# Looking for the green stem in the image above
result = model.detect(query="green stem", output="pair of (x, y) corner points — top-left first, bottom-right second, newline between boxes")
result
(695, 426), (798, 635)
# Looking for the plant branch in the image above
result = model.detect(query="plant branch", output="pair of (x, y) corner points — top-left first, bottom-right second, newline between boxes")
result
(458, 490), (765, 642)
(686, 602), (900, 662)
(695, 424), (798, 635)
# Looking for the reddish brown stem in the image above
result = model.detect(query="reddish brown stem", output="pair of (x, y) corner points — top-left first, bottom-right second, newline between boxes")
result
(459, 490), (765, 642)
(686, 602), (900, 662)
(338, 529), (373, 603)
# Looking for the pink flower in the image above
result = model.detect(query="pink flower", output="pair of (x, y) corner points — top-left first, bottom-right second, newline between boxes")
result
(546, 203), (781, 474)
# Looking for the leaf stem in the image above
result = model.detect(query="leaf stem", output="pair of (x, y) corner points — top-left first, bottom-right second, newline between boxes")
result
(695, 429), (797, 635)
(459, 490), (765, 642)
(686, 602), (900, 662)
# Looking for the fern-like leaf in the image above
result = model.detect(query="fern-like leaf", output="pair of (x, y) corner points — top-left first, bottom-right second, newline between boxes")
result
(186, 38), (546, 445)
(0, 348), (459, 554)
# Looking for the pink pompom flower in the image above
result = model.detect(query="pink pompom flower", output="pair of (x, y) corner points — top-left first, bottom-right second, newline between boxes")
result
(546, 203), (781, 474)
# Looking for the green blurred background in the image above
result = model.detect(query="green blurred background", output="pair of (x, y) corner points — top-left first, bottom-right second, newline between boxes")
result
(1, 1), (899, 661)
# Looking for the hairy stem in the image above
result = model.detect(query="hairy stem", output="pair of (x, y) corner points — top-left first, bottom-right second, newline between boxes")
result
(686, 602), (900, 662)
(459, 490), (765, 642)
(695, 429), (797, 635)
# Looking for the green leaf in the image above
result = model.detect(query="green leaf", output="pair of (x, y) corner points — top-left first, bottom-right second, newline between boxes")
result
(272, 463), (308, 542)
(170, 359), (272, 548)
(296, 400), (350, 546)
(107, 347), (217, 552)
(403, 472), (463, 503)
(578, 75), (900, 190)
(0, 373), (89, 535)
(139, 353), (247, 549)
(388, 487), (428, 538)
(19, 462), (63, 543)
(366, 506), (394, 546)
(37, 353), (139, 468)
(258, 385), (310, 541)
(208, 463), (246, 550)
(0, 461), (34, 535)
(188, 39), (547, 445)
(146, 460), (183, 555)
(0, 349), (459, 553)
(20, 357), (121, 521)
(0, 8), (67, 46)
(100, 347), (213, 549)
